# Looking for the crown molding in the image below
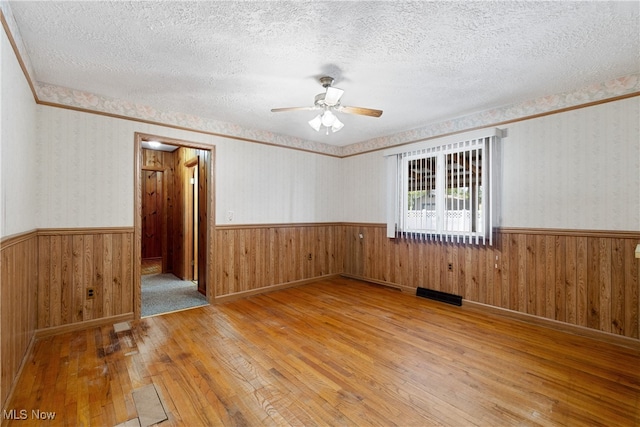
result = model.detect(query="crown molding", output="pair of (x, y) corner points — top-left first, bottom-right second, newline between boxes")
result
(2, 2), (638, 159)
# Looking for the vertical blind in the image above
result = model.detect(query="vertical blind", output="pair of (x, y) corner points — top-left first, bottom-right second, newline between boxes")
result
(385, 128), (502, 245)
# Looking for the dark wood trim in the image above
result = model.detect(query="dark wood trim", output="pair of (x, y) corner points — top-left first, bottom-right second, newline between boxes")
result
(342, 92), (640, 158)
(498, 227), (640, 239)
(184, 156), (199, 168)
(340, 273), (409, 293)
(343, 272), (640, 350)
(134, 132), (216, 318)
(214, 274), (342, 304)
(340, 223), (640, 239)
(462, 300), (640, 351)
(3, 8), (636, 160)
(38, 100), (342, 157)
(0, 229), (37, 248)
(0, 10), (38, 101)
(339, 222), (386, 228)
(34, 313), (134, 339)
(0, 335), (36, 415)
(215, 222), (345, 230)
(141, 165), (166, 172)
(37, 227), (134, 236)
(137, 132), (215, 152)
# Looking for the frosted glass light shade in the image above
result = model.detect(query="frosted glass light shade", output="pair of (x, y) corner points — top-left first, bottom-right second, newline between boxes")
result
(308, 110), (344, 133)
(308, 114), (322, 131)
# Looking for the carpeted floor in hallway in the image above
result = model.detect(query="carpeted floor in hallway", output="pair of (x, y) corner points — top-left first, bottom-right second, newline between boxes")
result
(141, 273), (208, 317)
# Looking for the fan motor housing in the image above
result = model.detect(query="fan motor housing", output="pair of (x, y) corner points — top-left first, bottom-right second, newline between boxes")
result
(319, 76), (335, 88)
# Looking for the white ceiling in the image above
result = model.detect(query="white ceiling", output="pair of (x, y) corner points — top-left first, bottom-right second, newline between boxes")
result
(7, 1), (640, 147)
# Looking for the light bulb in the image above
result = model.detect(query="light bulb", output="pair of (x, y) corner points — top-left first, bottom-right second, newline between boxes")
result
(321, 110), (336, 127)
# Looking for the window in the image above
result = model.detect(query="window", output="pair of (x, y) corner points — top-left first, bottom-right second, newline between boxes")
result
(385, 129), (501, 245)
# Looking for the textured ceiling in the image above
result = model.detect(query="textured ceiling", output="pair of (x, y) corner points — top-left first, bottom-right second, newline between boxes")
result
(7, 1), (640, 147)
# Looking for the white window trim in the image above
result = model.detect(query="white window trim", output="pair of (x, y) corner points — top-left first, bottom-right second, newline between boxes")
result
(384, 128), (502, 245)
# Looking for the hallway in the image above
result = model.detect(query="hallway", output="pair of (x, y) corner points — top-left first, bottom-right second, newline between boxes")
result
(141, 273), (207, 317)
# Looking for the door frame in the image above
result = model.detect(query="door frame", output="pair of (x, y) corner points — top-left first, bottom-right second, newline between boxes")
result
(133, 132), (216, 319)
(184, 157), (199, 282)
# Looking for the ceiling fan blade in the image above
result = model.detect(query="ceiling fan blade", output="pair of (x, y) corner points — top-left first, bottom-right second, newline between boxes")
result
(324, 87), (344, 106)
(271, 106), (318, 113)
(338, 105), (383, 117)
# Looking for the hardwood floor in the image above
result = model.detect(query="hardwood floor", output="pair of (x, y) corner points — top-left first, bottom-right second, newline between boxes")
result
(5, 277), (639, 426)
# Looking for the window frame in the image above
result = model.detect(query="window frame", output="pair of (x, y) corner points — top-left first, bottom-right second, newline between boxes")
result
(385, 128), (502, 245)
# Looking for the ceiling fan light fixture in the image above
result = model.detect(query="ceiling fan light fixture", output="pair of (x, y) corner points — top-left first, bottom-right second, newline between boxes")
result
(331, 117), (344, 132)
(308, 110), (344, 133)
(321, 110), (337, 127)
(273, 75), (382, 135)
(308, 114), (322, 132)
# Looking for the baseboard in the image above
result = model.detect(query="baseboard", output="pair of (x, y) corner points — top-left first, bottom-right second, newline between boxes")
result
(34, 313), (135, 339)
(214, 274), (342, 303)
(1, 333), (36, 417)
(339, 274), (414, 294)
(341, 275), (640, 351)
(462, 300), (640, 351)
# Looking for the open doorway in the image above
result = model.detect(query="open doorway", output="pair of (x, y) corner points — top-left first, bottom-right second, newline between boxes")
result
(133, 133), (215, 318)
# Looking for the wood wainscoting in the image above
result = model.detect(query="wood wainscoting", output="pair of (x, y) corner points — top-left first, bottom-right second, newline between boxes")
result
(343, 224), (640, 339)
(5, 277), (639, 426)
(0, 231), (38, 409)
(37, 228), (134, 330)
(214, 223), (344, 300)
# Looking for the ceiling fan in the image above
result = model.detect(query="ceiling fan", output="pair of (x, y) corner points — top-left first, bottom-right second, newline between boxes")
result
(271, 76), (383, 134)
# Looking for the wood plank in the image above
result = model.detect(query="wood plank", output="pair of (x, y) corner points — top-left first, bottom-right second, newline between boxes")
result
(103, 233), (114, 317)
(5, 278), (639, 427)
(534, 234), (546, 317)
(554, 235), (566, 322)
(112, 233), (123, 316)
(37, 235), (51, 329)
(599, 238), (612, 333)
(576, 236), (588, 327)
(71, 235), (85, 324)
(0, 233), (39, 407)
(611, 238), (625, 335)
(500, 233), (511, 310)
(587, 237), (601, 329)
(60, 235), (73, 325)
(624, 239), (639, 338)
(50, 235), (62, 327)
(516, 234), (528, 312)
(545, 234), (556, 320)
(83, 234), (95, 321)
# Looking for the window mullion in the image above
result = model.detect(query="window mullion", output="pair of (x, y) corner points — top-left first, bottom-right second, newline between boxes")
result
(401, 154), (409, 235)
(436, 152), (445, 241)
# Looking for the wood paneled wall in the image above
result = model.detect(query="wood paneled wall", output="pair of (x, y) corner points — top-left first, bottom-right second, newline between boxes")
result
(0, 231), (38, 408)
(141, 148), (176, 272)
(173, 146), (209, 281)
(215, 224), (344, 298)
(3, 221), (638, 410)
(37, 228), (134, 329)
(343, 224), (640, 339)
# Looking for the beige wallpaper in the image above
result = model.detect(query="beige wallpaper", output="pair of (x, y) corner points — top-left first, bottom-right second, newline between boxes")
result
(342, 97), (640, 231)
(13, 94), (640, 233)
(1, 28), (38, 238)
(35, 106), (344, 228)
(501, 97), (639, 230)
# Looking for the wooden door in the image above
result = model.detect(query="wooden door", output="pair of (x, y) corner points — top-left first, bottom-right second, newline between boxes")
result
(185, 164), (198, 282)
(196, 153), (207, 296)
(184, 154), (208, 295)
(141, 170), (164, 265)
